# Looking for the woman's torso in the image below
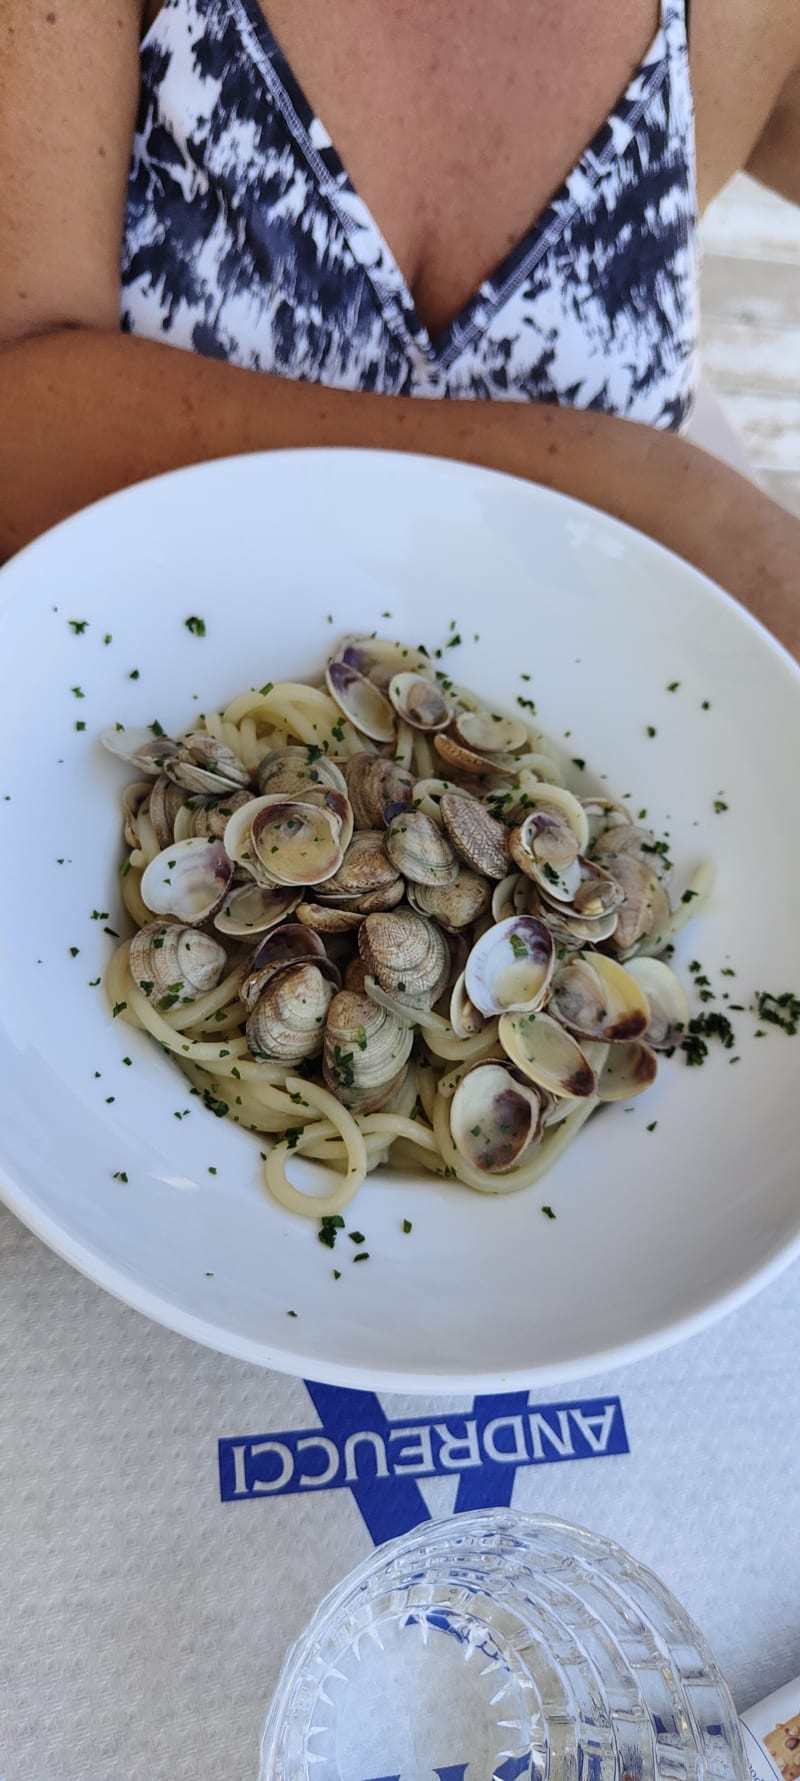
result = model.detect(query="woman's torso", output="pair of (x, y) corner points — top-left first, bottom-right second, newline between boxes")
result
(123, 0), (698, 426)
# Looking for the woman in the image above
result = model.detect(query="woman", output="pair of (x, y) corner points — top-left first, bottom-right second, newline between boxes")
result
(1, 0), (798, 651)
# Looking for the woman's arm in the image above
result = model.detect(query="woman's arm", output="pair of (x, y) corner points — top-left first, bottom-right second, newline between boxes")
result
(1, 325), (798, 660)
(1, 1), (798, 657)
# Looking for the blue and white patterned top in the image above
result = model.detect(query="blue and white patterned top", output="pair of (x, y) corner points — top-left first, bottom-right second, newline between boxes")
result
(122, 0), (698, 427)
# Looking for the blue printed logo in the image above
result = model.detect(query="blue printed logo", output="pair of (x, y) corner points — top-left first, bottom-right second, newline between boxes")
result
(219, 1387), (628, 1544)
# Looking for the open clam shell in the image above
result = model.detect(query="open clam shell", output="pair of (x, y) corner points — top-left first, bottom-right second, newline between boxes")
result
(454, 711), (529, 757)
(102, 727), (183, 776)
(325, 659), (396, 743)
(449, 970), (487, 1039)
(256, 746), (347, 798)
(337, 635), (432, 689)
(499, 1009), (597, 1099)
(596, 1040), (659, 1102)
(223, 792), (350, 889)
(549, 952), (650, 1043)
(388, 672), (451, 732)
(464, 915), (554, 1017)
(129, 921), (228, 1003)
(140, 837), (234, 923)
(314, 831), (401, 902)
(449, 1059), (550, 1174)
(622, 957), (689, 1048)
(239, 923), (336, 1009)
(213, 883), (301, 938)
(600, 851), (670, 954)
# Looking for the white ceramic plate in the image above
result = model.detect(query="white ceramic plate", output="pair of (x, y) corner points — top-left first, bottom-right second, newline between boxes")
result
(0, 449), (798, 1392)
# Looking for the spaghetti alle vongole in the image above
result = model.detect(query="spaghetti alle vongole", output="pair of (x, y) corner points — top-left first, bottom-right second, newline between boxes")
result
(104, 634), (710, 1216)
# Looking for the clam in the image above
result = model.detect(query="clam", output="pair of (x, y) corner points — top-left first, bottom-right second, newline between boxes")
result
(491, 872), (525, 924)
(325, 659), (396, 743)
(342, 754), (415, 829)
(591, 823), (665, 870)
(622, 957), (689, 1048)
(385, 810), (459, 886)
(185, 789), (253, 840)
(509, 787), (590, 900)
(434, 731), (511, 779)
(122, 780), (152, 849)
(599, 851), (670, 954)
(439, 792), (510, 880)
(358, 909), (450, 1006)
(257, 746), (347, 798)
(163, 733), (251, 795)
(387, 672), (451, 731)
(349, 878), (407, 914)
(147, 776), (187, 850)
(102, 726), (183, 776)
(337, 635), (432, 690)
(315, 831), (401, 902)
(464, 916), (554, 1017)
(246, 961), (335, 1063)
(223, 792), (350, 888)
(296, 902), (365, 934)
(449, 970), (487, 1039)
(596, 1040), (659, 1102)
(454, 712), (529, 756)
(449, 1060), (550, 1174)
(239, 923), (336, 1010)
(129, 921), (228, 1003)
(408, 868), (491, 932)
(140, 837), (234, 923)
(548, 953), (650, 1043)
(499, 1009), (597, 1099)
(213, 883), (301, 938)
(582, 797), (634, 846)
(323, 990), (414, 1113)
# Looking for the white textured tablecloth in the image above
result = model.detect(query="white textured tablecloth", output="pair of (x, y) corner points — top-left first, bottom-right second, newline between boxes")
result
(1, 1197), (798, 1781)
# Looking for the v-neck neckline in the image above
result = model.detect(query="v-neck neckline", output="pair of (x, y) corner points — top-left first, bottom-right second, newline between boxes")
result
(229, 0), (673, 373)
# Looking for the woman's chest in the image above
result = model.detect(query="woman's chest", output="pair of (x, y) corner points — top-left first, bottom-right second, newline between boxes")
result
(257, 0), (660, 335)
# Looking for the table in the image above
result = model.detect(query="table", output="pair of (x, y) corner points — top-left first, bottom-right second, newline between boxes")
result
(1, 1194), (798, 1781)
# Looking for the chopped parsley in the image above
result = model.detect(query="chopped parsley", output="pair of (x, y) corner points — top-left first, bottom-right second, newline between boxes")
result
(349, 1229), (366, 1245)
(666, 681), (680, 692)
(646, 1121), (657, 1132)
(445, 632), (461, 649)
(68, 619), (89, 634)
(74, 721), (86, 731)
(402, 1218), (412, 1234)
(69, 946), (80, 958)
(184, 615), (207, 636)
(571, 757), (586, 771)
(112, 1171), (128, 1183)
(541, 1206), (556, 1220)
(352, 1251), (370, 1263)
(754, 991), (800, 1036)
(128, 668), (140, 680)
(713, 797), (728, 814)
(681, 1010), (736, 1065)
(258, 681), (274, 696)
(112, 1001), (127, 1018)
(509, 933), (528, 960)
(71, 685), (85, 699)
(516, 696), (537, 713)
(701, 700), (710, 710)
(681, 889), (698, 904)
(149, 718), (165, 737)
(646, 726), (657, 738)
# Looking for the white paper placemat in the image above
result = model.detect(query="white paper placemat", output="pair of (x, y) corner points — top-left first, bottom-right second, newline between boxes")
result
(1, 1199), (798, 1781)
